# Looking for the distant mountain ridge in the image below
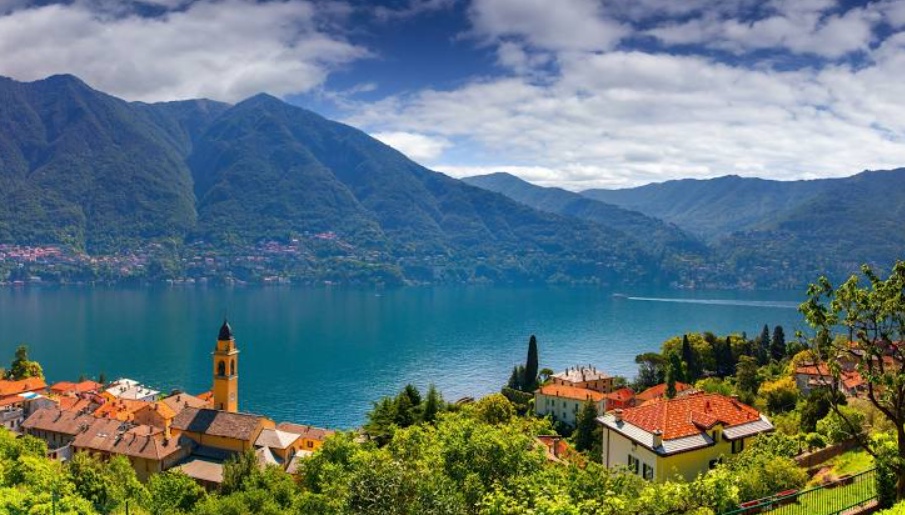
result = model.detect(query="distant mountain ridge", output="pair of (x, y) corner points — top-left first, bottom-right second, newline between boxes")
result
(0, 74), (667, 286)
(581, 175), (836, 240)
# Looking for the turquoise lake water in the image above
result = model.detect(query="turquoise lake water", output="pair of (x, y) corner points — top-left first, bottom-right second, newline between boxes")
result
(0, 286), (808, 429)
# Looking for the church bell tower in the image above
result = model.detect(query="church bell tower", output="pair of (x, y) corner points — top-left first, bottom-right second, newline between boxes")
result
(212, 320), (239, 412)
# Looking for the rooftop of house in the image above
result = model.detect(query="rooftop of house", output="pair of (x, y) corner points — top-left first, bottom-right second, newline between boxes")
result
(0, 377), (47, 397)
(93, 399), (151, 421)
(55, 396), (93, 413)
(285, 450), (314, 474)
(551, 365), (610, 383)
(161, 393), (211, 415)
(22, 407), (98, 435)
(172, 408), (268, 441)
(255, 428), (301, 450)
(536, 383), (606, 402)
(605, 387), (635, 402)
(276, 422), (336, 442)
(136, 401), (177, 420)
(635, 382), (693, 403)
(50, 381), (103, 395)
(598, 393), (773, 456)
(175, 457), (224, 484)
(105, 383), (160, 401)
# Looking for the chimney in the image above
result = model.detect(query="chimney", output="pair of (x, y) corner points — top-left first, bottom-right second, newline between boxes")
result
(652, 430), (663, 448)
(614, 409), (624, 422)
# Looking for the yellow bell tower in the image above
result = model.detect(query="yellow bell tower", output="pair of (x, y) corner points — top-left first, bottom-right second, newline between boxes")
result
(212, 320), (239, 412)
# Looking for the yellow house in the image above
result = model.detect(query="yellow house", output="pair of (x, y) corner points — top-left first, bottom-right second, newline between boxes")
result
(171, 407), (274, 453)
(597, 393), (773, 482)
(133, 402), (177, 436)
(534, 383), (607, 427)
(550, 365), (615, 393)
(275, 422), (336, 452)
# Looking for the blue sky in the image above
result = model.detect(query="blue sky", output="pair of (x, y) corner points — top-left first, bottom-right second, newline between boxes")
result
(1, 0), (904, 189)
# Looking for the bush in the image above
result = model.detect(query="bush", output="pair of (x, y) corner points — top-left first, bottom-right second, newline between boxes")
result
(817, 406), (865, 445)
(757, 377), (799, 414)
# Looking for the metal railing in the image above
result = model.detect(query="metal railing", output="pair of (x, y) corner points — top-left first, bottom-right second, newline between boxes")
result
(722, 469), (877, 515)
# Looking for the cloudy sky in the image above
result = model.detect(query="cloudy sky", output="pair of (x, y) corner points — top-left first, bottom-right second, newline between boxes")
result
(2, 0), (904, 189)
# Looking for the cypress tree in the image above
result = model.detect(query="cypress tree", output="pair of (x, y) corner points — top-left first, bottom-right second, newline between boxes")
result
(508, 366), (523, 390)
(574, 401), (599, 452)
(681, 334), (701, 382)
(668, 351), (685, 383)
(756, 325), (771, 365)
(666, 363), (677, 399)
(524, 335), (539, 391)
(423, 384), (441, 423)
(771, 325), (787, 361)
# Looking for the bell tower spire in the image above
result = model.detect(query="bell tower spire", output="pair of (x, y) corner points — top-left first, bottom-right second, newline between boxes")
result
(212, 319), (239, 412)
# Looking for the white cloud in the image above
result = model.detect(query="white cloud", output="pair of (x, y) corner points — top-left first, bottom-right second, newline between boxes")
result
(0, 0), (369, 102)
(467, 0), (627, 51)
(348, 42), (905, 189)
(372, 131), (452, 161)
(373, 0), (456, 21)
(647, 1), (881, 58)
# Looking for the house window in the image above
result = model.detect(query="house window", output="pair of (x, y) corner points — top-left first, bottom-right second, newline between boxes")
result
(642, 463), (654, 481)
(731, 439), (745, 454)
(628, 455), (640, 474)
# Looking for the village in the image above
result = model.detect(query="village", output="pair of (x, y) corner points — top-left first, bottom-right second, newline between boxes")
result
(0, 317), (883, 506)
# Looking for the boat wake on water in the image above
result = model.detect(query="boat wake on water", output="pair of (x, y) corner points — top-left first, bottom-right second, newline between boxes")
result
(623, 296), (800, 309)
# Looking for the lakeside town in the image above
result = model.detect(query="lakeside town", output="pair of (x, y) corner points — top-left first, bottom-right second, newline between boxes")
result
(4, 262), (905, 515)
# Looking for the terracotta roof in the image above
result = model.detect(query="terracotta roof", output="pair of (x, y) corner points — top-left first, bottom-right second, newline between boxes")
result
(276, 422), (336, 442)
(50, 381), (103, 395)
(635, 382), (692, 403)
(55, 396), (92, 413)
(172, 408), (265, 441)
(73, 421), (190, 461)
(795, 364), (832, 376)
(0, 378), (47, 397)
(536, 384), (606, 402)
(22, 408), (97, 435)
(93, 399), (151, 421)
(136, 402), (177, 420)
(196, 391), (214, 402)
(620, 392), (762, 440)
(161, 393), (210, 415)
(605, 387), (635, 401)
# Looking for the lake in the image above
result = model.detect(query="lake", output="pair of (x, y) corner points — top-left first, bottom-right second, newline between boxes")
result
(0, 285), (808, 429)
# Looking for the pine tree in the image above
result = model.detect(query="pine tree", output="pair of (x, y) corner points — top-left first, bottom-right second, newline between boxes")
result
(98, 372), (107, 386)
(393, 391), (416, 427)
(403, 384), (422, 407)
(574, 401), (599, 452)
(507, 366), (523, 390)
(524, 335), (539, 391)
(423, 384), (441, 423)
(771, 325), (787, 361)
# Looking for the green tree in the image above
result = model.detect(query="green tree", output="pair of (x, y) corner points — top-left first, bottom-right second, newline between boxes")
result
(665, 362), (677, 399)
(735, 356), (759, 401)
(758, 377), (799, 414)
(146, 471), (205, 515)
(668, 351), (685, 383)
(681, 334), (702, 382)
(422, 384), (442, 424)
(507, 366), (524, 391)
(634, 352), (665, 389)
(473, 394), (515, 425)
(817, 405), (866, 445)
(754, 325), (771, 365)
(800, 262), (905, 500)
(7, 344), (44, 380)
(524, 335), (539, 391)
(402, 384), (422, 407)
(771, 325), (787, 361)
(573, 400), (599, 453)
(221, 449), (259, 495)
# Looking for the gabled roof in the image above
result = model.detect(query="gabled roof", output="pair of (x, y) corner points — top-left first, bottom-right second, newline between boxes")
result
(536, 384), (606, 402)
(136, 401), (177, 420)
(605, 387), (635, 402)
(285, 450), (313, 474)
(22, 407), (97, 435)
(172, 408), (266, 441)
(0, 377), (47, 397)
(255, 428), (300, 450)
(50, 381), (103, 395)
(614, 392), (764, 440)
(552, 365), (610, 383)
(93, 399), (151, 421)
(276, 423), (336, 442)
(635, 382), (693, 403)
(73, 421), (191, 461)
(161, 393), (210, 415)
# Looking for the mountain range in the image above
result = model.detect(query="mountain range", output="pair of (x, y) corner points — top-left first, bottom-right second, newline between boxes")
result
(1, 74), (903, 288)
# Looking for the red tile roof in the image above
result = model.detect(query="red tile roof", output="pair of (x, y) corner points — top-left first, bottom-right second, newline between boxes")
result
(621, 392), (762, 440)
(605, 387), (635, 402)
(0, 377), (47, 397)
(537, 384), (606, 402)
(50, 381), (103, 395)
(635, 382), (692, 403)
